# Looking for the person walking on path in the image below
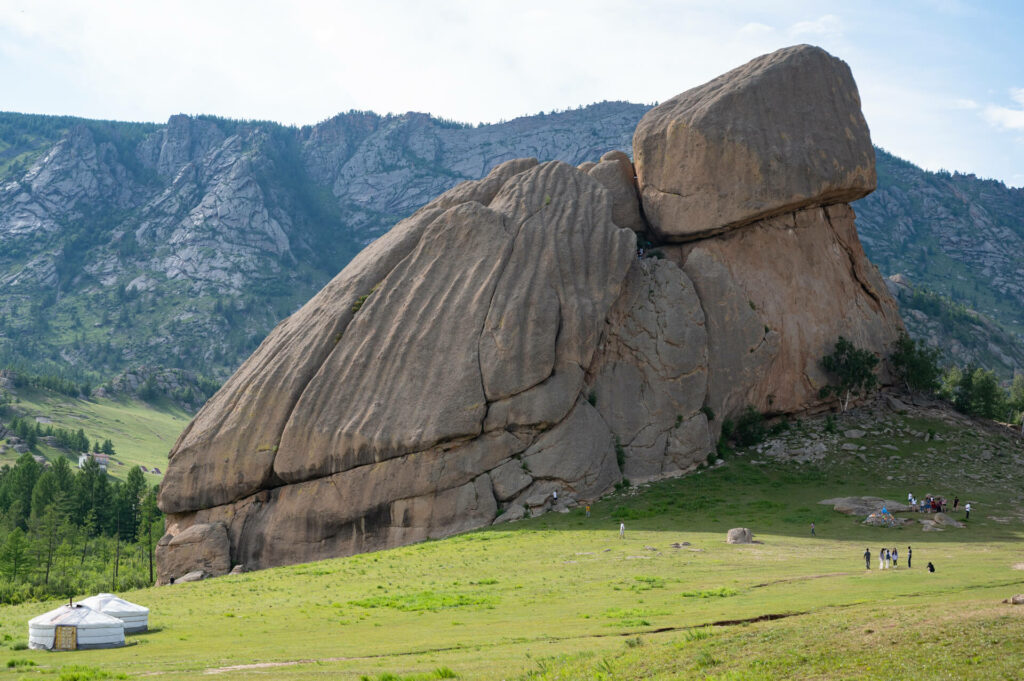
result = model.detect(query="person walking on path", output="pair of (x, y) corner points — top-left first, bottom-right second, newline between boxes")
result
(810, 522), (816, 537)
(864, 548), (871, 570)
(619, 522), (625, 539)
(907, 546), (912, 568)
(965, 502), (971, 521)
(879, 548), (886, 570)
(892, 547), (898, 568)
(953, 496), (959, 511)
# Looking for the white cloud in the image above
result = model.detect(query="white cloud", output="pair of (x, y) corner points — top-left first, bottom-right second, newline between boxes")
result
(738, 22), (774, 37)
(787, 14), (843, 38)
(982, 88), (1024, 131)
(951, 98), (979, 110)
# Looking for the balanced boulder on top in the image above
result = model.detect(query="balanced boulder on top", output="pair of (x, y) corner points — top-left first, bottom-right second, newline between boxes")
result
(633, 44), (876, 241)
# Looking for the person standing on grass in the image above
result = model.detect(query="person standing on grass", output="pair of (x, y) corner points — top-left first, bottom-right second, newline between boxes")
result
(864, 548), (871, 570)
(619, 522), (625, 539)
(953, 496), (959, 511)
(810, 522), (816, 536)
(892, 547), (898, 568)
(965, 502), (971, 520)
(907, 546), (912, 568)
(879, 547), (886, 570)
(885, 548), (892, 569)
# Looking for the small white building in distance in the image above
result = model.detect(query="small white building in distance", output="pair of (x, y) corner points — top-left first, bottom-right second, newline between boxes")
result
(29, 603), (124, 650)
(79, 593), (149, 633)
(78, 452), (109, 471)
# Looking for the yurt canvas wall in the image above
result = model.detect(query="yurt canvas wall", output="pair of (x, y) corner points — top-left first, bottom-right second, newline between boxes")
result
(79, 593), (149, 633)
(28, 604), (124, 650)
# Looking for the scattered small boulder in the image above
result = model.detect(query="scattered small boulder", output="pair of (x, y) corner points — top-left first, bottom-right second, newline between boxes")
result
(229, 564), (246, 575)
(844, 429), (866, 438)
(885, 395), (909, 412)
(174, 570), (207, 583)
(1008, 594), (1024, 605)
(727, 528), (753, 544)
(933, 512), (965, 528)
(492, 504), (525, 525)
(155, 521), (230, 586)
(670, 542), (691, 548)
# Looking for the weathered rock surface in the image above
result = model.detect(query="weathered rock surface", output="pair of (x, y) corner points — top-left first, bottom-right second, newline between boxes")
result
(154, 522), (229, 585)
(157, 45), (904, 580)
(727, 528), (754, 544)
(820, 497), (911, 516)
(634, 44), (875, 241)
(667, 203), (903, 415)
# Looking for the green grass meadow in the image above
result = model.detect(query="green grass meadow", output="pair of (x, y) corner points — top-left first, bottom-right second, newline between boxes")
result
(1, 409), (1022, 680)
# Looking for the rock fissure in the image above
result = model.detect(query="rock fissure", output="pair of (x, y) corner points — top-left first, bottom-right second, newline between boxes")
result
(824, 206), (885, 310)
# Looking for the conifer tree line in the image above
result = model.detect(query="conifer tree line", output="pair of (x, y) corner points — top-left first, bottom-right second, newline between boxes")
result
(0, 445), (162, 605)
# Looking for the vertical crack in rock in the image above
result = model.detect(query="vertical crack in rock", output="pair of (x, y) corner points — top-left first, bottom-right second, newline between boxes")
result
(823, 205), (884, 309)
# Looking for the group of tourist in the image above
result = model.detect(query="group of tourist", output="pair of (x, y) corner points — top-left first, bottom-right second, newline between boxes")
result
(864, 545), (935, 572)
(907, 492), (972, 519)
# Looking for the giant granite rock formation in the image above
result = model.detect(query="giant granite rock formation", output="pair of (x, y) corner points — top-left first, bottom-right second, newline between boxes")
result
(156, 45), (903, 582)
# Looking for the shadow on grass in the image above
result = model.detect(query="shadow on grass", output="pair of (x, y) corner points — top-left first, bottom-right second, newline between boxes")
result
(129, 626), (164, 636)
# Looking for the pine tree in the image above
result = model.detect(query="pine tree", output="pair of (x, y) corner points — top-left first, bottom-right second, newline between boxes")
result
(819, 337), (880, 412)
(0, 527), (30, 581)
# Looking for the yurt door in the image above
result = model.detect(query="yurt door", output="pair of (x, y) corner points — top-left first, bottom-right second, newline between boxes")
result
(54, 625), (77, 650)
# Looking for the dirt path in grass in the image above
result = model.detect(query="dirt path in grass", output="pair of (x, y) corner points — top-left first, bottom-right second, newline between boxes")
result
(201, 611), (809, 674)
(751, 571), (851, 588)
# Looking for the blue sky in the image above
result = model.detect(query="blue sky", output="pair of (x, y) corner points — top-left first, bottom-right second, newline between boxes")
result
(1, 0), (1021, 186)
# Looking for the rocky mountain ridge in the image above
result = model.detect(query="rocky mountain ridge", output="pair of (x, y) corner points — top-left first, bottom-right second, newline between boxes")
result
(1, 92), (1022, 382)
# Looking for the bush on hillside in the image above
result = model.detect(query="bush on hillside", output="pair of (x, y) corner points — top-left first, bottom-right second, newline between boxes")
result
(819, 337), (879, 412)
(889, 331), (943, 394)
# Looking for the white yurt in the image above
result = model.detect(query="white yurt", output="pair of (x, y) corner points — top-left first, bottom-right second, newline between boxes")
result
(78, 593), (149, 633)
(28, 603), (125, 650)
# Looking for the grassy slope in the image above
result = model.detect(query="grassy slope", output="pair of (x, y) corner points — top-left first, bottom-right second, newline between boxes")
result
(1, 387), (188, 483)
(0, 402), (1022, 680)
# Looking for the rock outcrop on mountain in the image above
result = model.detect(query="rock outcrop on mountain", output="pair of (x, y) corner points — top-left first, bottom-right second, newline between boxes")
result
(156, 45), (904, 582)
(2, 81), (1021, 383)
(0, 105), (643, 378)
